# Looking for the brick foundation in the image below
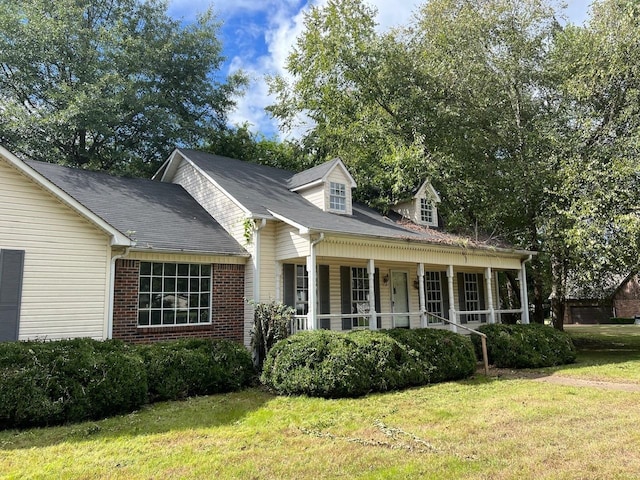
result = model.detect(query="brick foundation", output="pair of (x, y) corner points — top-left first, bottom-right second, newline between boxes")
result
(112, 259), (245, 344)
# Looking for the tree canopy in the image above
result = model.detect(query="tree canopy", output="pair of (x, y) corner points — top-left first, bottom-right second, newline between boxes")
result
(268, 0), (640, 327)
(0, 0), (246, 174)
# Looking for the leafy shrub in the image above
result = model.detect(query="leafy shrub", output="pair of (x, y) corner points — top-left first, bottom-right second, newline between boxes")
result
(250, 301), (293, 369)
(602, 317), (636, 325)
(472, 323), (576, 368)
(138, 338), (254, 402)
(386, 328), (477, 382)
(0, 339), (147, 429)
(261, 328), (476, 398)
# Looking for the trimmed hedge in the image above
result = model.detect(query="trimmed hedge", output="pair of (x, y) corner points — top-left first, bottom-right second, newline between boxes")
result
(602, 317), (636, 325)
(0, 339), (147, 429)
(472, 323), (576, 368)
(385, 328), (477, 383)
(261, 328), (476, 398)
(138, 338), (254, 402)
(0, 337), (254, 430)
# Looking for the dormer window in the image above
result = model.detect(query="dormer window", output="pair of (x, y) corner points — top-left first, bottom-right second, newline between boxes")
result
(420, 198), (433, 224)
(329, 182), (346, 212)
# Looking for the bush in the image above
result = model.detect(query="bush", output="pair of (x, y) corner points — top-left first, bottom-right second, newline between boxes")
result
(250, 301), (293, 369)
(472, 323), (576, 368)
(0, 339), (147, 429)
(261, 328), (476, 398)
(385, 328), (477, 383)
(602, 317), (636, 325)
(138, 338), (254, 402)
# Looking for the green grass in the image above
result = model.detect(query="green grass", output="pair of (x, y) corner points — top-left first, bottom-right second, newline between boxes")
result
(2, 326), (640, 479)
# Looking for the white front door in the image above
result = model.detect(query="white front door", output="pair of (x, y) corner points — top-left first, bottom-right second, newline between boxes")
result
(391, 271), (410, 328)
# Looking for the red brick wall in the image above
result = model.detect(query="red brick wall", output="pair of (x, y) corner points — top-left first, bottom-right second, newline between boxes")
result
(112, 259), (245, 344)
(613, 275), (640, 318)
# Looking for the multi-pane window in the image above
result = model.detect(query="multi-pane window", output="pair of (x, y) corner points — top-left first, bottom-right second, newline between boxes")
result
(295, 264), (309, 316)
(420, 198), (434, 224)
(425, 271), (444, 323)
(138, 262), (211, 326)
(329, 182), (346, 211)
(351, 267), (369, 328)
(463, 273), (480, 322)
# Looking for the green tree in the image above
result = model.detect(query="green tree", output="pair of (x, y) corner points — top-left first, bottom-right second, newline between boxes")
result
(545, 0), (640, 327)
(0, 0), (246, 174)
(205, 123), (312, 172)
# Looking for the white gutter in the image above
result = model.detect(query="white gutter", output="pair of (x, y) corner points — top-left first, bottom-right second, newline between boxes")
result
(253, 218), (267, 302)
(107, 247), (131, 339)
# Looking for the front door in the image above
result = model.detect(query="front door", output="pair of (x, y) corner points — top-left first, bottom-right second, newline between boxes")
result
(391, 271), (409, 328)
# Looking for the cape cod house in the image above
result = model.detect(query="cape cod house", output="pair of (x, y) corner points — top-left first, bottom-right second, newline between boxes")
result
(0, 146), (534, 346)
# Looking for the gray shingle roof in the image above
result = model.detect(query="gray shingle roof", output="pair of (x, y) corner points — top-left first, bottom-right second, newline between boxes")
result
(26, 159), (247, 256)
(177, 149), (525, 253)
(287, 158), (341, 190)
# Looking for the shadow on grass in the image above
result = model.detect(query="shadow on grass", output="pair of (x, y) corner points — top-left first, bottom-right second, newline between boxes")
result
(0, 387), (275, 451)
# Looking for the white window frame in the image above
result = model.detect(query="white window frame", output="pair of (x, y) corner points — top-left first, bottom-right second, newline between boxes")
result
(295, 264), (309, 316)
(138, 262), (212, 327)
(329, 182), (346, 212)
(424, 271), (443, 323)
(420, 198), (434, 224)
(351, 267), (370, 329)
(463, 273), (480, 323)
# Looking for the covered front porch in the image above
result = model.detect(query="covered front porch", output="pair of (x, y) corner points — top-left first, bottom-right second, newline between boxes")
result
(273, 235), (531, 335)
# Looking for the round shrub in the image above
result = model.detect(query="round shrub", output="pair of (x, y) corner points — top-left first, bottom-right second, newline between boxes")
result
(385, 328), (477, 382)
(138, 338), (254, 402)
(472, 323), (577, 368)
(0, 339), (147, 429)
(261, 329), (476, 398)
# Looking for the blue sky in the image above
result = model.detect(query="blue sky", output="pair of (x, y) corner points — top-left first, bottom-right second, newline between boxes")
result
(167, 0), (593, 139)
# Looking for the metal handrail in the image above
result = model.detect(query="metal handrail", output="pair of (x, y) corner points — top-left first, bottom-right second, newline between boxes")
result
(425, 312), (490, 376)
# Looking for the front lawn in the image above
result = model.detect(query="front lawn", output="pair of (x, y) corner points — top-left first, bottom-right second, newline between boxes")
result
(2, 326), (640, 479)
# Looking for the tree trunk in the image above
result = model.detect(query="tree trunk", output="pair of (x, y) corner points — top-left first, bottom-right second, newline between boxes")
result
(531, 255), (546, 324)
(550, 254), (565, 331)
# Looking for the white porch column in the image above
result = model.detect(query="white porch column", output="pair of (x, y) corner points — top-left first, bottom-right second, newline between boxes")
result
(519, 263), (530, 324)
(368, 259), (377, 330)
(418, 263), (427, 328)
(494, 271), (501, 324)
(275, 261), (282, 302)
(447, 265), (457, 333)
(306, 255), (317, 331)
(485, 267), (495, 324)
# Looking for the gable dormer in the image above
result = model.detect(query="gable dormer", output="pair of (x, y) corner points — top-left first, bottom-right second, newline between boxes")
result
(288, 158), (357, 215)
(391, 180), (441, 227)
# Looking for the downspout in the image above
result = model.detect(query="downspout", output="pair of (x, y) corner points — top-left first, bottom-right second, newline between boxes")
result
(253, 218), (267, 302)
(107, 246), (130, 339)
(307, 233), (325, 330)
(520, 255), (533, 324)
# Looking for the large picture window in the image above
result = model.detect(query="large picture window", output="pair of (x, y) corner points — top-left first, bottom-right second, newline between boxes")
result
(138, 262), (211, 326)
(425, 271), (443, 323)
(463, 272), (480, 323)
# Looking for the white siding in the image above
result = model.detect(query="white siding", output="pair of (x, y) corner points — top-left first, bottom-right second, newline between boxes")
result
(258, 221), (277, 301)
(0, 160), (111, 340)
(172, 160), (247, 245)
(299, 184), (325, 210)
(275, 223), (309, 260)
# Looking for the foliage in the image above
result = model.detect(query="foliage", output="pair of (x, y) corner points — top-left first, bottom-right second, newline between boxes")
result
(473, 323), (577, 368)
(602, 317), (637, 325)
(250, 300), (294, 370)
(260, 328), (476, 398)
(0, 0), (246, 175)
(0, 339), (147, 429)
(137, 338), (254, 402)
(386, 328), (477, 383)
(268, 0), (640, 328)
(205, 123), (312, 172)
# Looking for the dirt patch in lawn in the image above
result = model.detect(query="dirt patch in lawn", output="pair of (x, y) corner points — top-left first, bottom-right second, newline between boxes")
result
(485, 367), (640, 392)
